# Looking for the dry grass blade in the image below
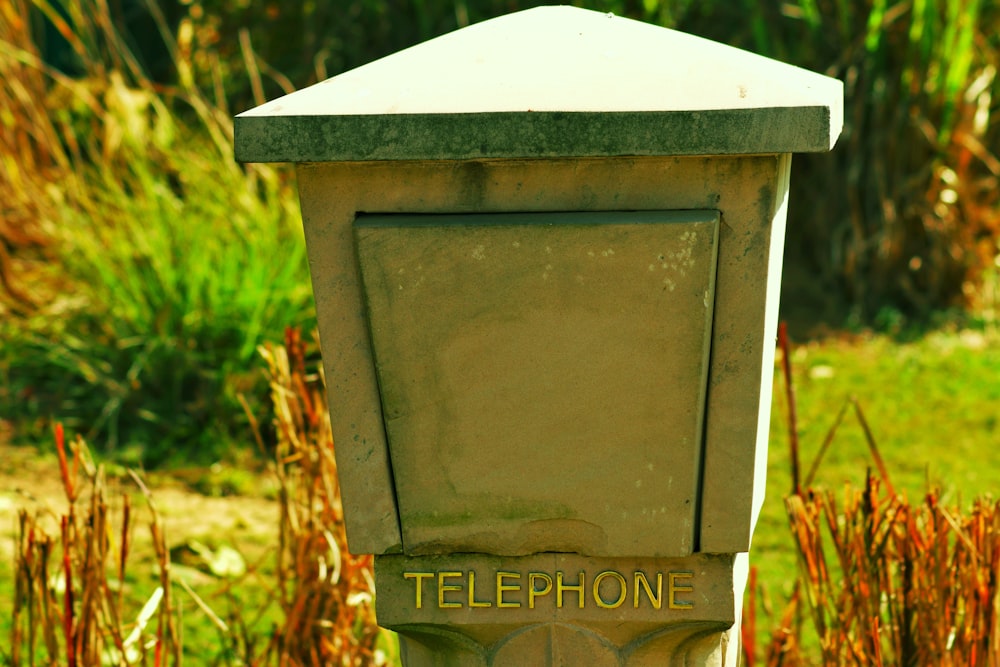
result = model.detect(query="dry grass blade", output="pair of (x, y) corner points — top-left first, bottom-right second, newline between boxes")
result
(755, 330), (1000, 665)
(802, 399), (850, 489)
(8, 425), (181, 665)
(175, 578), (230, 634)
(255, 327), (386, 665)
(852, 400), (896, 499)
(777, 322), (802, 495)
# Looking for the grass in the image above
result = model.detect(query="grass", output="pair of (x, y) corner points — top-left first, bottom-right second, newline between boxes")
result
(2, 330), (393, 666)
(0, 0), (315, 464)
(768, 329), (1000, 498)
(2, 146), (313, 464)
(4, 326), (998, 664)
(748, 325), (1000, 663)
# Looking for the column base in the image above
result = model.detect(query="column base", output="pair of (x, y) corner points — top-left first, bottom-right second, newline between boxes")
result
(375, 552), (739, 666)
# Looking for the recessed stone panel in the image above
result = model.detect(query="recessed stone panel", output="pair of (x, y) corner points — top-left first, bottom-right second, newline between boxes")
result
(355, 210), (719, 557)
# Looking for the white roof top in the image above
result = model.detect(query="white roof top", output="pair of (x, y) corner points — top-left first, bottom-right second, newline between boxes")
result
(236, 6), (843, 162)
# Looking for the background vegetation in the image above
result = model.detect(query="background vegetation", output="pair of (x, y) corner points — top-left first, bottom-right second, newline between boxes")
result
(4, 0), (1000, 460)
(4, 333), (394, 665)
(106, 0), (1000, 323)
(1, 0), (315, 464)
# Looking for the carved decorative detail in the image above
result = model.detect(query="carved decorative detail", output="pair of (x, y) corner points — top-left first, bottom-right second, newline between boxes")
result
(394, 620), (734, 666)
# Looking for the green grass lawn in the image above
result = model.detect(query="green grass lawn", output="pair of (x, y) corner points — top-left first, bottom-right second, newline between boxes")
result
(752, 327), (1000, 622)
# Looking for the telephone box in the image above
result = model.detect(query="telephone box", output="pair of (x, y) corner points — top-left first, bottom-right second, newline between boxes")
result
(236, 7), (842, 664)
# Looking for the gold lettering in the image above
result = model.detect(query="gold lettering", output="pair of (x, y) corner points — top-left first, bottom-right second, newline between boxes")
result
(438, 571), (463, 609)
(528, 572), (553, 609)
(496, 571), (521, 608)
(634, 571), (663, 609)
(468, 571), (492, 608)
(556, 570), (585, 609)
(668, 571), (694, 609)
(404, 572), (434, 609)
(411, 568), (694, 612)
(593, 570), (627, 609)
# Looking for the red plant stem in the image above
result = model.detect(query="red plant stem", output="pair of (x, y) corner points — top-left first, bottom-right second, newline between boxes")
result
(26, 524), (35, 565)
(54, 423), (75, 502)
(777, 321), (802, 496)
(119, 496), (130, 610)
(741, 565), (758, 667)
(870, 616), (883, 666)
(61, 515), (76, 667)
(852, 400), (896, 499)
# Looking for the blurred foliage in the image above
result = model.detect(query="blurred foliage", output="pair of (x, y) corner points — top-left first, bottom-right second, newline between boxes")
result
(17, 1), (1000, 312)
(706, 0), (1000, 324)
(1, 0), (314, 464)
(3, 0), (1000, 461)
(73, 0), (1000, 323)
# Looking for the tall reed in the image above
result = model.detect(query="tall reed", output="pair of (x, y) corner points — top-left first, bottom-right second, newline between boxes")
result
(744, 326), (1000, 665)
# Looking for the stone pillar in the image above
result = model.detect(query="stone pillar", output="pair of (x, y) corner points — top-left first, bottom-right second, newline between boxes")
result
(235, 7), (842, 665)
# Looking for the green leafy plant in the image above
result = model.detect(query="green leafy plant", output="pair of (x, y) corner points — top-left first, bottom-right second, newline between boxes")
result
(0, 0), (314, 463)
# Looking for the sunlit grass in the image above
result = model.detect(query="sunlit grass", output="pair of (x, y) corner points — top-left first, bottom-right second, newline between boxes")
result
(0, 0), (315, 463)
(770, 330), (1000, 498)
(752, 327), (1000, 656)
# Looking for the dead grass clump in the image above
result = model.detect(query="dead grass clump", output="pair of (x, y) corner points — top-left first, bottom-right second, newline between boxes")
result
(776, 474), (1000, 666)
(252, 327), (386, 665)
(8, 424), (180, 665)
(6, 329), (389, 665)
(746, 324), (1000, 666)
